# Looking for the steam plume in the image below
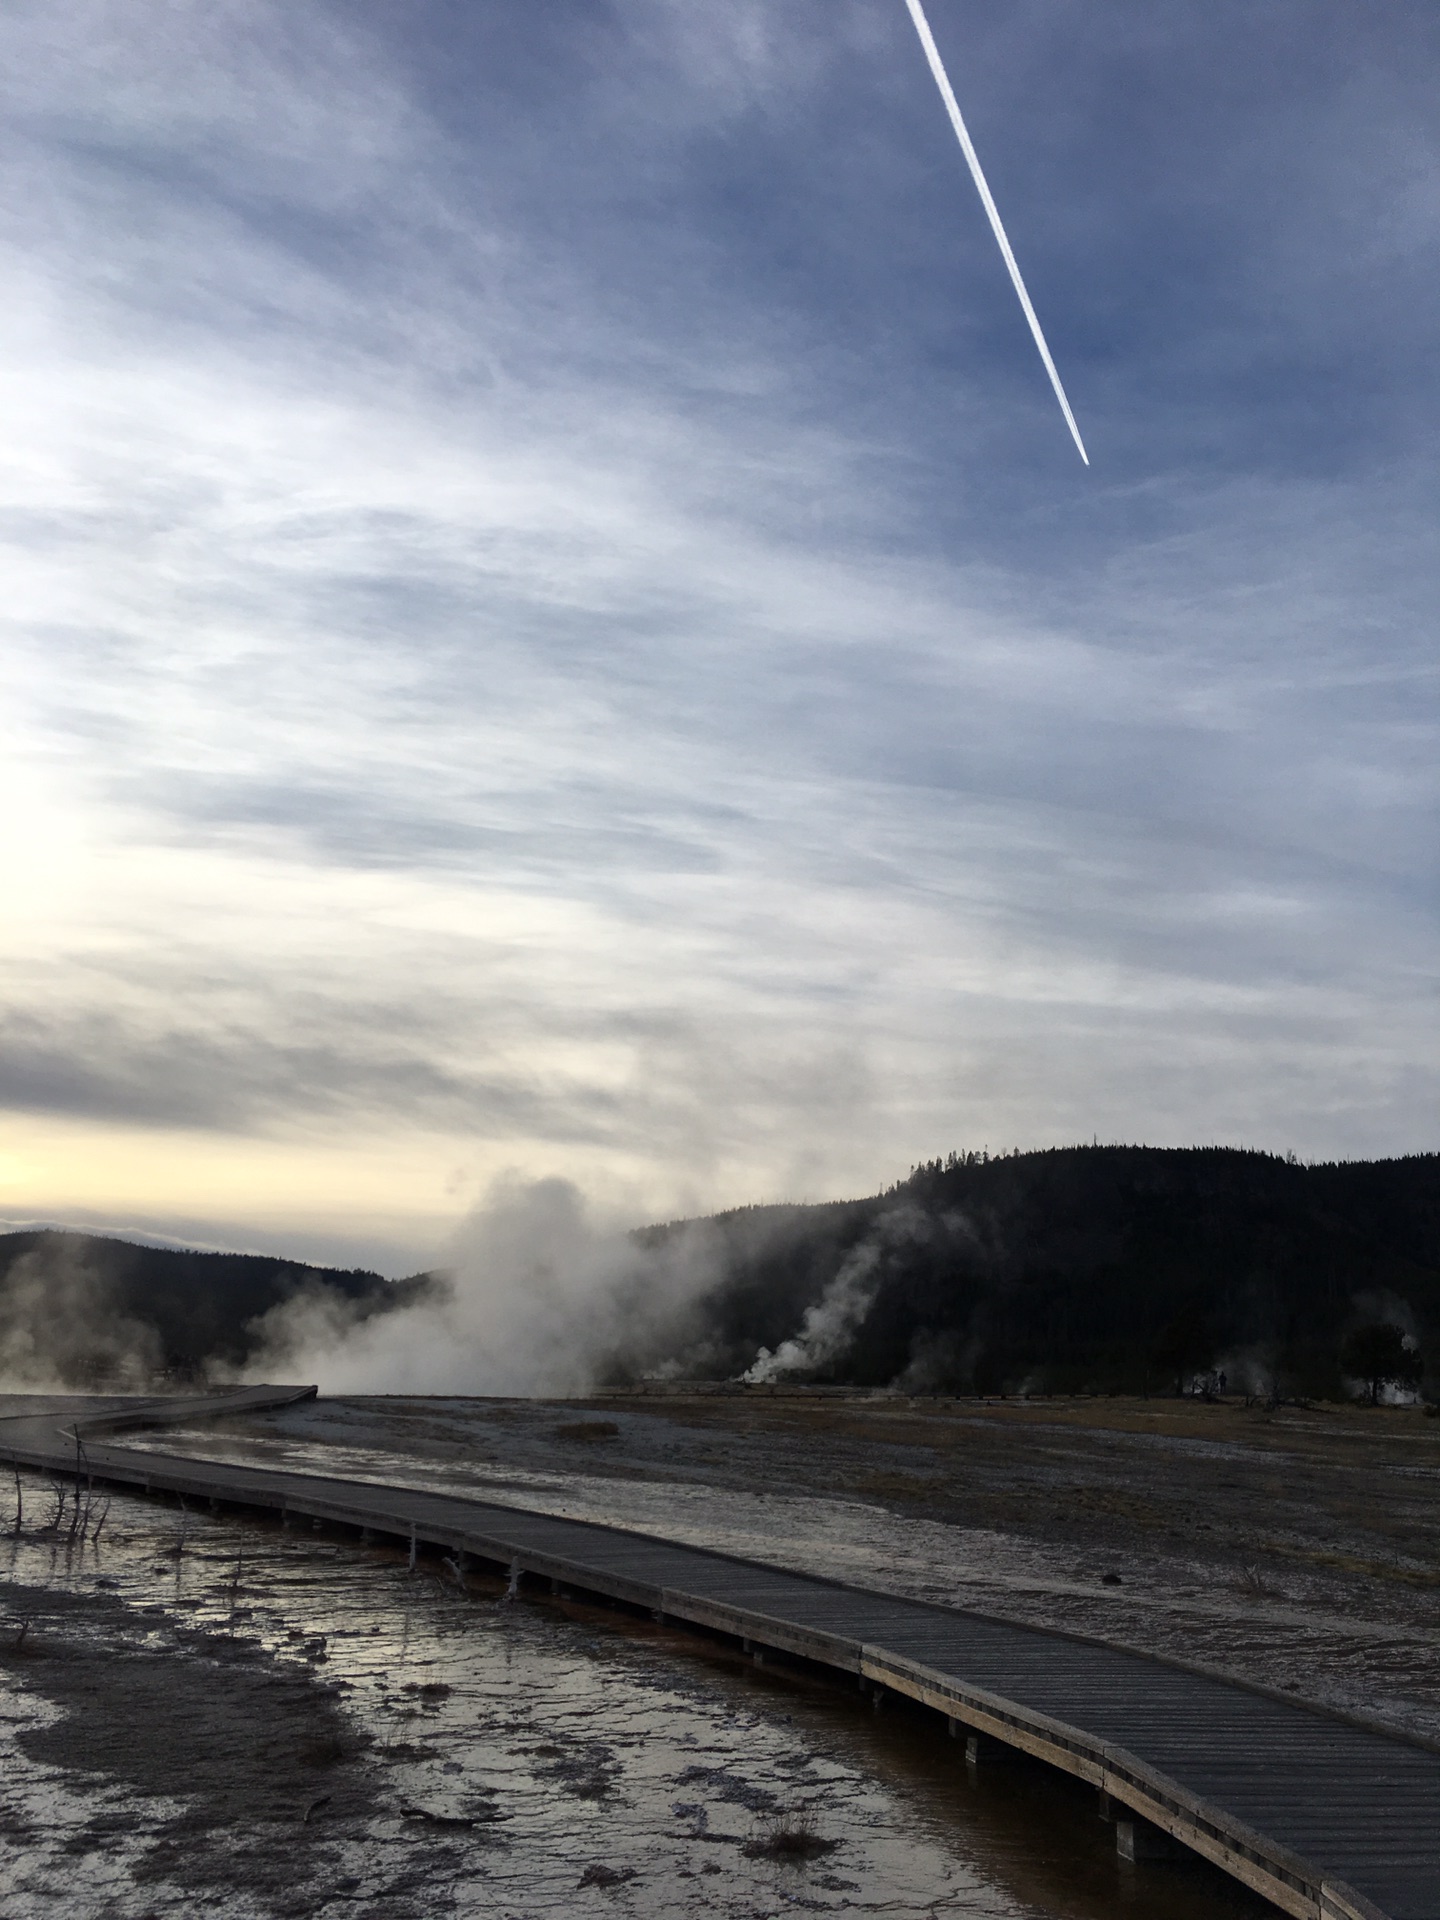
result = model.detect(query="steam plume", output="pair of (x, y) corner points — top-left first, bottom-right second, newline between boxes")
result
(743, 1240), (881, 1383)
(0, 1242), (162, 1391)
(246, 1176), (730, 1396)
(900, 0), (1089, 465)
(743, 1204), (930, 1384)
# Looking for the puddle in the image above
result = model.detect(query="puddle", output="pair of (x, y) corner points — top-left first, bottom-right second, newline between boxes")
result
(0, 1469), (1275, 1919)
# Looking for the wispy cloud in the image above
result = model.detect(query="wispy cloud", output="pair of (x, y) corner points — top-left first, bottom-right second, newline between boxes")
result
(0, 0), (1435, 1267)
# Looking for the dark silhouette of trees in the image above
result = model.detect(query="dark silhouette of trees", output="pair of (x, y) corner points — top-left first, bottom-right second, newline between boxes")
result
(6, 1149), (1440, 1400)
(1152, 1307), (1212, 1396)
(649, 1147), (1440, 1397)
(0, 1230), (429, 1384)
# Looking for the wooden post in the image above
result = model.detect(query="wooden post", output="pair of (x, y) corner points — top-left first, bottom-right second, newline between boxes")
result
(1117, 1817), (1180, 1861)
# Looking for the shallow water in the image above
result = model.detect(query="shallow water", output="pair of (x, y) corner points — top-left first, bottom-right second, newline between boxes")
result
(0, 1471), (1273, 1920)
(131, 1417), (1075, 1596)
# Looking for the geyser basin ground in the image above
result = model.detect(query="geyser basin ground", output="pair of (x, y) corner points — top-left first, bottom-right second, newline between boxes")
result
(141, 1387), (1440, 1748)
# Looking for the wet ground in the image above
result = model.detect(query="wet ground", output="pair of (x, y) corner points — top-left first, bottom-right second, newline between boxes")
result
(0, 1447), (1273, 1920)
(140, 1389), (1440, 1746)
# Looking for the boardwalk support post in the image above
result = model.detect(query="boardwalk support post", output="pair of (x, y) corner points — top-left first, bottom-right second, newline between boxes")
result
(1117, 1817), (1181, 1862)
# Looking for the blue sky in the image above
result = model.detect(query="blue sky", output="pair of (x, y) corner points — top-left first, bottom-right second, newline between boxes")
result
(1, 0), (1436, 1270)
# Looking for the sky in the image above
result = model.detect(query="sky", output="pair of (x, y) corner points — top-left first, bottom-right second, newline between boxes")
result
(1, 0), (1437, 1275)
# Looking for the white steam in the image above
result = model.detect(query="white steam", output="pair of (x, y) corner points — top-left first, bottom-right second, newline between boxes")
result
(0, 1241), (162, 1391)
(743, 1205), (927, 1384)
(742, 1242), (879, 1384)
(244, 1175), (729, 1396)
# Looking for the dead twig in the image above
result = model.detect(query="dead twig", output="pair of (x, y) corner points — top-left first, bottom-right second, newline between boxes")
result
(67, 1430), (83, 1543)
(44, 1478), (67, 1533)
(76, 1434), (95, 1541)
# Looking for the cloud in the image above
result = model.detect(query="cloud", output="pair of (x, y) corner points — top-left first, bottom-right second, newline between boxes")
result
(0, 1), (1434, 1266)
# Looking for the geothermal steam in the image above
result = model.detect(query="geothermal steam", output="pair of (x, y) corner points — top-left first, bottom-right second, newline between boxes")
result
(247, 1183), (943, 1398)
(246, 1175), (732, 1396)
(0, 1241), (162, 1391)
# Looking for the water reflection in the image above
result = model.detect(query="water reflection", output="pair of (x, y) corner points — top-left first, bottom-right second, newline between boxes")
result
(0, 1472), (1276, 1919)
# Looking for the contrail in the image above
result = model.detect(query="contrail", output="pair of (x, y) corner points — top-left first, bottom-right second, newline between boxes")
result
(900, 0), (1089, 465)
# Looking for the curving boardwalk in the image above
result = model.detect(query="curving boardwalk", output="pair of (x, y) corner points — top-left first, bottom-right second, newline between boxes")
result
(3, 1387), (1437, 1920)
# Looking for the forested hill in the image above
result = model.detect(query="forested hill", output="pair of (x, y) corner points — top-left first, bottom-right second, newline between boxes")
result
(630, 1146), (1440, 1399)
(0, 1228), (423, 1386)
(4, 1147), (1438, 1397)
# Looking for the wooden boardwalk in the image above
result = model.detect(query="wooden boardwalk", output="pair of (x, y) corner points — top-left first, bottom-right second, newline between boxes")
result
(3, 1386), (1436, 1920)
